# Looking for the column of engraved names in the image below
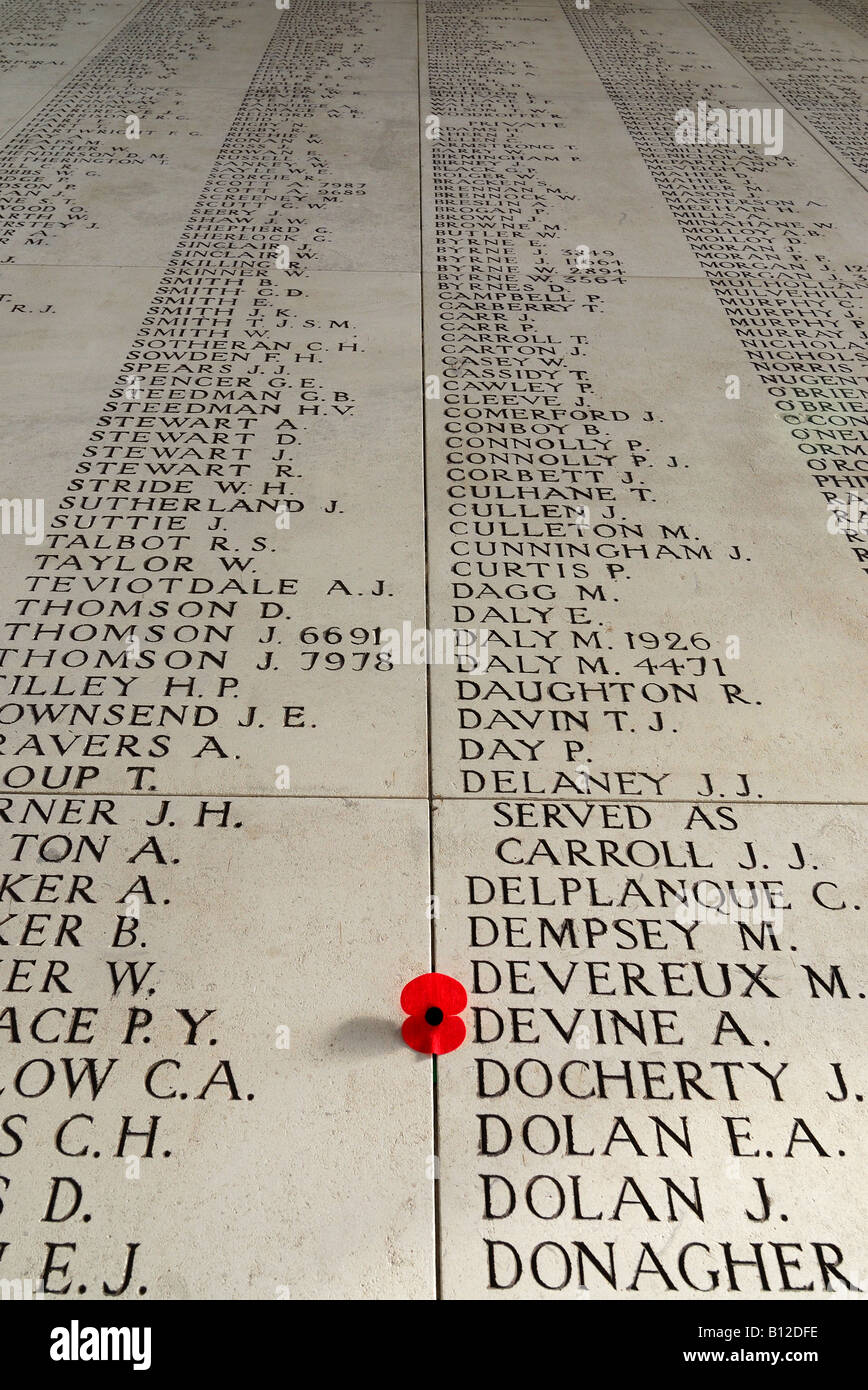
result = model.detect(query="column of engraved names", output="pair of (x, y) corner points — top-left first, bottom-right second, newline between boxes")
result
(560, 0), (868, 576)
(0, 0), (249, 255)
(423, 0), (867, 1298)
(0, 0), (419, 1298)
(687, 0), (868, 176)
(424, 0), (770, 806)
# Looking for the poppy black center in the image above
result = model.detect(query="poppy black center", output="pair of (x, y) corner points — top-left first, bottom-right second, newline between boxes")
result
(425, 1006), (445, 1027)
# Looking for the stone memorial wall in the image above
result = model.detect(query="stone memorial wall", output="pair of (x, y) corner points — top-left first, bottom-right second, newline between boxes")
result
(0, 0), (864, 1302)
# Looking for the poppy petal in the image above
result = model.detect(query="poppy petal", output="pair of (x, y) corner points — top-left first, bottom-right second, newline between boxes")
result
(401, 1013), (467, 1056)
(400, 971), (467, 1016)
(400, 973), (433, 1015)
(428, 972), (468, 1015)
(402, 1014), (435, 1054)
(430, 1014), (466, 1056)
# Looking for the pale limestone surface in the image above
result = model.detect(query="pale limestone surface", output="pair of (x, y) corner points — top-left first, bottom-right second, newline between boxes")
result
(0, 796), (434, 1299)
(0, 0), (864, 1302)
(433, 798), (867, 1299)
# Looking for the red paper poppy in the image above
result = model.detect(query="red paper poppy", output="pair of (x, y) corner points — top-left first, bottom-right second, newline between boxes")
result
(400, 971), (467, 1055)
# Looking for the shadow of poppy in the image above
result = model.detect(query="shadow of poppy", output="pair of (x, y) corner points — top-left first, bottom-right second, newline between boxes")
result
(330, 1016), (409, 1057)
